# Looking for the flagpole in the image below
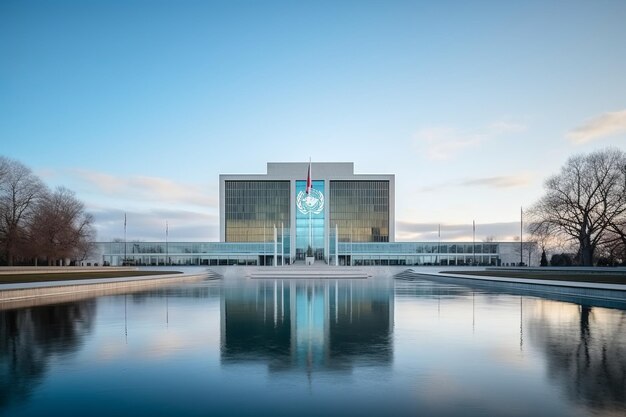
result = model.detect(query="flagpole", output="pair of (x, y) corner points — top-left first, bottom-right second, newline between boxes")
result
(437, 224), (441, 266)
(124, 213), (127, 266)
(519, 206), (524, 266)
(308, 158), (312, 260)
(166, 220), (168, 266)
(472, 220), (476, 266)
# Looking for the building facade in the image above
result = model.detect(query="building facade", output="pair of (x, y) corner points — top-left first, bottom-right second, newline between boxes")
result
(93, 161), (538, 267)
(96, 240), (533, 267)
(220, 162), (395, 263)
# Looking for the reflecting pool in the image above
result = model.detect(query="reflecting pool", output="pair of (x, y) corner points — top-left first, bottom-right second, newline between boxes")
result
(1, 273), (625, 417)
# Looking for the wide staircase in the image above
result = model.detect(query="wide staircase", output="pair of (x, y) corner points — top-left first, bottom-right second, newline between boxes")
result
(247, 264), (370, 279)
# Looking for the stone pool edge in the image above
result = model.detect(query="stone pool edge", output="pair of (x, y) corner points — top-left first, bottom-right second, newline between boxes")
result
(0, 270), (219, 308)
(407, 269), (626, 291)
(397, 269), (626, 303)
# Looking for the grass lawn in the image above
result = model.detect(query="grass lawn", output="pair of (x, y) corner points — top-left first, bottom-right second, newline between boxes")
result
(441, 270), (626, 285)
(0, 270), (183, 284)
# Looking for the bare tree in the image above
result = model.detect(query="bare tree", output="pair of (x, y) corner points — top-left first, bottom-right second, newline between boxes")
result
(27, 187), (95, 266)
(600, 163), (626, 264)
(528, 148), (626, 266)
(527, 221), (559, 266)
(527, 221), (550, 252)
(0, 157), (46, 265)
(527, 220), (572, 260)
(512, 237), (538, 266)
(0, 157), (8, 183)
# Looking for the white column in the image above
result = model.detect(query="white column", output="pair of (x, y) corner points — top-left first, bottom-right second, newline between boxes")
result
(335, 223), (339, 266)
(274, 225), (277, 267)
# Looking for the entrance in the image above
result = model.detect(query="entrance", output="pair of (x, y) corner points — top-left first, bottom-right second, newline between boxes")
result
(295, 180), (325, 261)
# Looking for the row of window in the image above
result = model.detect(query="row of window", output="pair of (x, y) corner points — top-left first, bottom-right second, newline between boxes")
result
(330, 181), (389, 243)
(337, 243), (499, 254)
(100, 242), (499, 255)
(103, 254), (499, 267)
(224, 181), (291, 242)
(224, 180), (391, 244)
(349, 255), (499, 266)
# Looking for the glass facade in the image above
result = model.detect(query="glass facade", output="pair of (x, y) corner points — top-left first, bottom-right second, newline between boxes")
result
(329, 181), (389, 242)
(224, 181), (290, 244)
(98, 241), (503, 267)
(99, 241), (281, 266)
(295, 180), (325, 260)
(333, 242), (499, 266)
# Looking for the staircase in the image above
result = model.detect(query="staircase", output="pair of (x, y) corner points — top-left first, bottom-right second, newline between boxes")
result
(247, 265), (371, 279)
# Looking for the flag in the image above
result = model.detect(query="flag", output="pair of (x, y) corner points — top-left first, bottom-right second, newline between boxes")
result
(306, 159), (312, 194)
(438, 224), (440, 238)
(124, 213), (127, 232)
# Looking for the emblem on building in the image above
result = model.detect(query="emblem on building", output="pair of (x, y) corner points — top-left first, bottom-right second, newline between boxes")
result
(297, 189), (324, 215)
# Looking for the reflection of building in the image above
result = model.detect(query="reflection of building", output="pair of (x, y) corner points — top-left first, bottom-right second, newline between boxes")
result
(220, 279), (394, 372)
(220, 163), (395, 262)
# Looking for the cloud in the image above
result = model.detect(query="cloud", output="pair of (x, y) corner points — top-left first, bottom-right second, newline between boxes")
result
(567, 110), (626, 144)
(91, 207), (219, 241)
(396, 220), (521, 242)
(35, 168), (219, 241)
(459, 174), (532, 188)
(72, 169), (217, 207)
(414, 121), (526, 160)
(418, 173), (532, 192)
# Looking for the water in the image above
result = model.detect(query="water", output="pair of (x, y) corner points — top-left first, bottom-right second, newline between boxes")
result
(1, 272), (625, 417)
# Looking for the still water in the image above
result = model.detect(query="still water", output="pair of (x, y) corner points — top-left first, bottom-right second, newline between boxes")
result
(1, 272), (625, 417)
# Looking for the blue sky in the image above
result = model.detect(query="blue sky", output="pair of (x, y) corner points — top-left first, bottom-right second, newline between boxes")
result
(2, 0), (625, 242)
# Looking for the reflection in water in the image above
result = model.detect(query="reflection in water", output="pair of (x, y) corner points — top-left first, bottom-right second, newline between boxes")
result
(394, 278), (626, 416)
(0, 276), (625, 417)
(528, 301), (626, 414)
(0, 282), (218, 411)
(0, 300), (96, 408)
(221, 278), (394, 373)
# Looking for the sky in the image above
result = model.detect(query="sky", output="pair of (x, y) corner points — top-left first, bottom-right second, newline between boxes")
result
(1, 0), (625, 242)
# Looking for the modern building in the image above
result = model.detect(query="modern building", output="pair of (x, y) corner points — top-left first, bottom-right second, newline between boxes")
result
(95, 162), (538, 267)
(220, 162), (394, 263)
